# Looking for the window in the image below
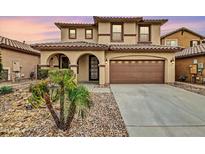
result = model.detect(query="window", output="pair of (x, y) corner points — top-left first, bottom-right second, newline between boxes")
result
(165, 39), (178, 46)
(190, 40), (200, 47)
(111, 24), (123, 42)
(85, 29), (93, 39)
(193, 59), (198, 64)
(139, 25), (150, 42)
(69, 28), (76, 39)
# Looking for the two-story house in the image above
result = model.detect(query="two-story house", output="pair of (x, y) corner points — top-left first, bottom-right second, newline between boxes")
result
(161, 27), (205, 48)
(32, 16), (181, 85)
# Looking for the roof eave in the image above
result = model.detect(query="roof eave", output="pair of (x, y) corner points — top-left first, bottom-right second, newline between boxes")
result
(140, 19), (168, 25)
(32, 46), (108, 51)
(55, 22), (96, 29)
(161, 27), (205, 39)
(93, 16), (143, 23)
(176, 52), (205, 59)
(0, 44), (40, 56)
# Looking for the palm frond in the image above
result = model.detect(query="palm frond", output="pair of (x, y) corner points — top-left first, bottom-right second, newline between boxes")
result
(68, 85), (91, 119)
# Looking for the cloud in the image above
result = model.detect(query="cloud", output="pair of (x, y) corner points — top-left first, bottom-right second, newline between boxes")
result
(0, 16), (204, 43)
(161, 18), (205, 35)
(0, 17), (59, 43)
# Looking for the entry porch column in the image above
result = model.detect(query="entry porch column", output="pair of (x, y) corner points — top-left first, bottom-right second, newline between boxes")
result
(69, 64), (78, 82)
(99, 64), (106, 85)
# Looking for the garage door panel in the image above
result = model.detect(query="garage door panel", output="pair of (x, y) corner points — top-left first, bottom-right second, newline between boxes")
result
(110, 60), (164, 84)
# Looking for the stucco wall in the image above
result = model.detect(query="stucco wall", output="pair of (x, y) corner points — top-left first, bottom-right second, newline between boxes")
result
(61, 27), (98, 42)
(176, 56), (205, 82)
(78, 54), (89, 82)
(98, 23), (161, 45)
(161, 31), (203, 48)
(1, 48), (40, 80)
(40, 50), (176, 84)
(60, 22), (161, 45)
(40, 50), (105, 84)
(151, 25), (161, 45)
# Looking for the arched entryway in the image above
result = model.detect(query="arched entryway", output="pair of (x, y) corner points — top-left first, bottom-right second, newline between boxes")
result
(47, 53), (70, 69)
(77, 54), (99, 83)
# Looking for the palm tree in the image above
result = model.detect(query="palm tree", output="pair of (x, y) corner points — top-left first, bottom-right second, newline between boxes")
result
(28, 69), (90, 131)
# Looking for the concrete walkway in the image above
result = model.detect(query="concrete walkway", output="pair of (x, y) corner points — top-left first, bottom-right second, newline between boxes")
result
(111, 84), (205, 137)
(80, 83), (110, 93)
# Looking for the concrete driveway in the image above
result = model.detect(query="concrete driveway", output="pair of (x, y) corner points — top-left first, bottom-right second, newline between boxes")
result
(110, 84), (205, 137)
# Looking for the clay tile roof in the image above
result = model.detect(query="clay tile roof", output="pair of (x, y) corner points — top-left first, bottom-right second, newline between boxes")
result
(55, 22), (95, 29)
(141, 19), (168, 25)
(0, 36), (40, 56)
(176, 43), (205, 58)
(109, 44), (182, 52)
(161, 27), (205, 39)
(32, 41), (109, 51)
(32, 41), (182, 52)
(93, 16), (143, 23)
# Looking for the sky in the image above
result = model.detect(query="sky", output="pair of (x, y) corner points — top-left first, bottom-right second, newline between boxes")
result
(0, 16), (205, 44)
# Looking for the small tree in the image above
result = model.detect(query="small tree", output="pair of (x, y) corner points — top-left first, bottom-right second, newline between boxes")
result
(28, 69), (91, 131)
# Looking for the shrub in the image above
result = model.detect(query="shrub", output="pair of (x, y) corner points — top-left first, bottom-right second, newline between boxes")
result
(37, 69), (49, 80)
(178, 74), (188, 82)
(0, 86), (13, 95)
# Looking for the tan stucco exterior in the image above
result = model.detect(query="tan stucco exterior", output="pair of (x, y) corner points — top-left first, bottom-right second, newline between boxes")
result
(61, 27), (98, 42)
(40, 50), (105, 84)
(40, 50), (176, 84)
(78, 54), (89, 82)
(60, 22), (161, 45)
(38, 18), (177, 85)
(151, 25), (161, 45)
(161, 30), (203, 48)
(0, 48), (40, 80)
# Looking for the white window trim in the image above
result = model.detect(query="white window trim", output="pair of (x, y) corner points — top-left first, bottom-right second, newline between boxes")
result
(165, 39), (178, 46)
(191, 39), (200, 46)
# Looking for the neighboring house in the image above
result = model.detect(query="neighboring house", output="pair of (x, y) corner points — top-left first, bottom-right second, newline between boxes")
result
(32, 16), (181, 85)
(0, 36), (40, 81)
(176, 44), (205, 83)
(161, 27), (205, 48)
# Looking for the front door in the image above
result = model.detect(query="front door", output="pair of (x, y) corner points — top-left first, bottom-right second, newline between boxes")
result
(60, 55), (69, 69)
(89, 55), (99, 81)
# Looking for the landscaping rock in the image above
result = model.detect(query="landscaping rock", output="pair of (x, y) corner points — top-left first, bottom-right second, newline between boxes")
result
(0, 83), (128, 137)
(173, 82), (205, 96)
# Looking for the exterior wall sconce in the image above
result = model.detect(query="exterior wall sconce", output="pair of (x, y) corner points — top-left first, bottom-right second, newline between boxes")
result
(170, 58), (175, 64)
(105, 58), (108, 64)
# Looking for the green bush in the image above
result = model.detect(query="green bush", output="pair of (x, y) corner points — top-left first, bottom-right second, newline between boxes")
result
(0, 86), (13, 95)
(37, 69), (49, 80)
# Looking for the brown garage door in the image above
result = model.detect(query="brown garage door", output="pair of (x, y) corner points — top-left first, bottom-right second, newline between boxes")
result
(110, 60), (164, 84)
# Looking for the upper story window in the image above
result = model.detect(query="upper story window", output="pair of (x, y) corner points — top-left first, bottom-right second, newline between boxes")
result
(165, 39), (178, 46)
(111, 24), (123, 42)
(85, 29), (93, 39)
(190, 40), (200, 47)
(139, 25), (150, 42)
(69, 28), (76, 39)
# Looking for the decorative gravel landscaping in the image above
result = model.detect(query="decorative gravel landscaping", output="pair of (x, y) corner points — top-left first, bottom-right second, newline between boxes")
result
(0, 84), (128, 137)
(173, 82), (205, 96)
